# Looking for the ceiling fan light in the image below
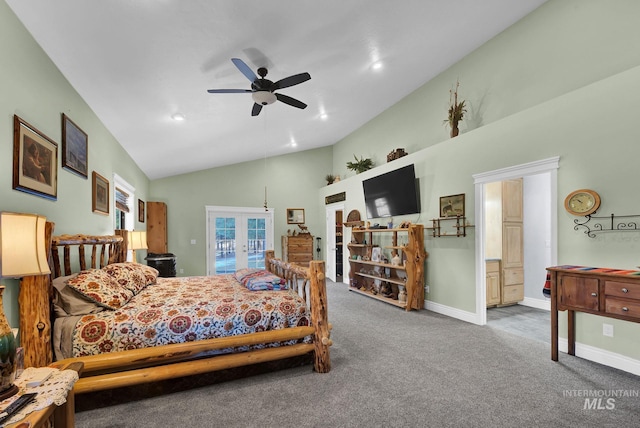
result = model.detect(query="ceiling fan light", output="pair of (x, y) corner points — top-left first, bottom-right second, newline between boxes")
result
(252, 91), (277, 106)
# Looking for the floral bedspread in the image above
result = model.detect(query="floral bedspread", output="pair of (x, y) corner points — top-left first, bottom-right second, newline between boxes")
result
(71, 274), (311, 357)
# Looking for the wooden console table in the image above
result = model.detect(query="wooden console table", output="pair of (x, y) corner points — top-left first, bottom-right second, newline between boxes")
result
(547, 265), (640, 361)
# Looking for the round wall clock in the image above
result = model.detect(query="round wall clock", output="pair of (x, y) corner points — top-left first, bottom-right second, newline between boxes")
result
(564, 189), (601, 216)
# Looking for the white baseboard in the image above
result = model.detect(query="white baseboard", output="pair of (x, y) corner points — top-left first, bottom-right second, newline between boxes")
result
(424, 300), (481, 325)
(519, 296), (551, 311)
(558, 338), (640, 376)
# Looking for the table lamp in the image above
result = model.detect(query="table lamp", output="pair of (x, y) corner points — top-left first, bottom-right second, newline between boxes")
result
(128, 230), (148, 263)
(0, 212), (50, 399)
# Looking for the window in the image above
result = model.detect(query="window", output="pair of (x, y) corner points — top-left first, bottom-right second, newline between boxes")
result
(113, 174), (135, 231)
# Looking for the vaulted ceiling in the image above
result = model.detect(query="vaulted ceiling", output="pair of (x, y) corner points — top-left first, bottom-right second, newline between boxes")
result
(7, 0), (547, 179)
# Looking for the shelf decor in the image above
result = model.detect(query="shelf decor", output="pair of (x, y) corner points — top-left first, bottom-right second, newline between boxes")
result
(347, 224), (426, 311)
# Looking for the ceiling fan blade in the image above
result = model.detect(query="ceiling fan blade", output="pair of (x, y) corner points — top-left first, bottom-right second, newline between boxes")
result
(275, 93), (307, 109)
(231, 58), (258, 83)
(271, 72), (311, 91)
(252, 103), (263, 116)
(207, 89), (252, 93)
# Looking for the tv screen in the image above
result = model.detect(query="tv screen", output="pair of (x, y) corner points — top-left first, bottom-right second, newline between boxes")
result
(362, 164), (420, 219)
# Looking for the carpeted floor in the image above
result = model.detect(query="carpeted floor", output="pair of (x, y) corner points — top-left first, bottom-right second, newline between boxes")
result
(75, 281), (640, 428)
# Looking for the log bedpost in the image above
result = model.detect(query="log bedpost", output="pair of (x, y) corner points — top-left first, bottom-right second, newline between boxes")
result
(19, 221), (55, 368)
(309, 259), (331, 373)
(403, 224), (427, 311)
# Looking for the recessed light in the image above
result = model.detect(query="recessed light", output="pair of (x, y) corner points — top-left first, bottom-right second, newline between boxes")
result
(171, 113), (185, 121)
(371, 61), (383, 71)
(320, 113), (328, 120)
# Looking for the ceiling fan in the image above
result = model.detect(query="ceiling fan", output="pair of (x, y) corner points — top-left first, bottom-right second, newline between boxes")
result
(207, 58), (311, 116)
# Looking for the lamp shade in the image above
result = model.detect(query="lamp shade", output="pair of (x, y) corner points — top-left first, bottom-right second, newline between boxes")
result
(128, 230), (148, 251)
(0, 212), (51, 278)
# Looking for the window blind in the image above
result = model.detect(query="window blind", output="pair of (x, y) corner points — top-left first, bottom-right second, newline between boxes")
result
(115, 187), (130, 213)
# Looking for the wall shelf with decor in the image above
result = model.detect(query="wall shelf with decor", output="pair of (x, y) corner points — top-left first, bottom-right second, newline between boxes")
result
(347, 224), (426, 311)
(428, 216), (474, 237)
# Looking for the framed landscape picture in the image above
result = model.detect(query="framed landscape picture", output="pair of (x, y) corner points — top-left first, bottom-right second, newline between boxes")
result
(92, 171), (109, 215)
(287, 208), (305, 224)
(439, 193), (465, 218)
(62, 113), (88, 178)
(13, 115), (58, 200)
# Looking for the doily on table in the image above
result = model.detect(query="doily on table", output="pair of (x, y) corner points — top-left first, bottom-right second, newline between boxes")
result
(1, 366), (79, 425)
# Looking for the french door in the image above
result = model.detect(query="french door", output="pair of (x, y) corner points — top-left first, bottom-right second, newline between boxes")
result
(206, 206), (274, 275)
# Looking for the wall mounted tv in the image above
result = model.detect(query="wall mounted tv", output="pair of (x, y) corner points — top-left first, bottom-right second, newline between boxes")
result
(362, 164), (420, 219)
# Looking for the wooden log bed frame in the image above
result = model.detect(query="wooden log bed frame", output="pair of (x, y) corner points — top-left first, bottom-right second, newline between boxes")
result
(18, 222), (331, 395)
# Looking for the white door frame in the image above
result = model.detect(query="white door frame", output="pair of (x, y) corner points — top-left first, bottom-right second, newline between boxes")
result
(472, 157), (559, 325)
(205, 205), (275, 275)
(325, 202), (345, 282)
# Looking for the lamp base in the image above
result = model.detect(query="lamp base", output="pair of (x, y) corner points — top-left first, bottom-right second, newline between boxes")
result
(0, 384), (19, 401)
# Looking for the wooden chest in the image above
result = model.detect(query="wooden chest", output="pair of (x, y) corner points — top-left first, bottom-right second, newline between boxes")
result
(282, 234), (314, 267)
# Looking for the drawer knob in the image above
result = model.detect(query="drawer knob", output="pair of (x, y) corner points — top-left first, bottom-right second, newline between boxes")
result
(622, 307), (629, 312)
(622, 288), (629, 293)
(591, 292), (598, 297)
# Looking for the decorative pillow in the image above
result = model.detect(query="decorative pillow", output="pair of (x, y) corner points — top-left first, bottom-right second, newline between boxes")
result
(102, 262), (158, 294)
(52, 274), (104, 316)
(66, 269), (134, 310)
(234, 268), (287, 291)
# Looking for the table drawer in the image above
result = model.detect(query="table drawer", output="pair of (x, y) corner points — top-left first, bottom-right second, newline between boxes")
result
(605, 281), (640, 299)
(605, 297), (640, 319)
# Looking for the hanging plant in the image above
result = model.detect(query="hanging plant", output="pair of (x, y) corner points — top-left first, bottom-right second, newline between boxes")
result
(346, 155), (373, 174)
(444, 80), (466, 138)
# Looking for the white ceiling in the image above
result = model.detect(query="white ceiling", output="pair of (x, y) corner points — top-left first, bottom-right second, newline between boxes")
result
(7, 0), (547, 180)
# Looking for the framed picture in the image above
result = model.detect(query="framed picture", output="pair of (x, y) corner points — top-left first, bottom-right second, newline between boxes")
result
(13, 115), (58, 200)
(287, 208), (305, 224)
(92, 171), (110, 215)
(439, 193), (465, 218)
(138, 199), (145, 223)
(371, 247), (382, 262)
(61, 113), (88, 178)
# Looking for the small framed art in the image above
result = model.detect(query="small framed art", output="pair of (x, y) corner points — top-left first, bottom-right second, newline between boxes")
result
(287, 208), (305, 224)
(138, 199), (145, 223)
(439, 193), (465, 218)
(62, 113), (88, 178)
(92, 171), (110, 215)
(13, 115), (58, 200)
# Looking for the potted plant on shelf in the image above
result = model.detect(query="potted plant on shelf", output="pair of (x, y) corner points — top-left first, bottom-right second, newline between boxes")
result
(444, 80), (466, 138)
(325, 174), (336, 185)
(346, 155), (373, 174)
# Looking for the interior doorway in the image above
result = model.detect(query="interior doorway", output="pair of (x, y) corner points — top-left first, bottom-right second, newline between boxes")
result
(325, 203), (344, 283)
(473, 157), (559, 326)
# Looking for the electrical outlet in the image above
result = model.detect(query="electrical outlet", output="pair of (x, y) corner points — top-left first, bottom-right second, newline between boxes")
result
(190, 239), (196, 245)
(179, 268), (184, 274)
(425, 285), (430, 294)
(603, 323), (614, 337)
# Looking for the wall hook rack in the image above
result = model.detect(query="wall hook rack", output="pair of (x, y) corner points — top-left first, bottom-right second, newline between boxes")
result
(573, 213), (640, 238)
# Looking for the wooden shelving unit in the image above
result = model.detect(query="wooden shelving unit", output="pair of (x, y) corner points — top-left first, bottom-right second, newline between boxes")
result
(347, 224), (426, 311)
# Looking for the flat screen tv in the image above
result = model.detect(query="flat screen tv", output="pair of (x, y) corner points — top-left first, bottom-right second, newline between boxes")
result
(362, 164), (420, 219)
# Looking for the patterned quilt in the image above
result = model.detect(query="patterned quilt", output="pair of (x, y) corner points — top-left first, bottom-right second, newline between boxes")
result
(70, 274), (311, 357)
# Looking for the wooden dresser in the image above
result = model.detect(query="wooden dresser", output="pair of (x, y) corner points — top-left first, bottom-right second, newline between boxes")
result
(282, 234), (314, 267)
(547, 265), (640, 362)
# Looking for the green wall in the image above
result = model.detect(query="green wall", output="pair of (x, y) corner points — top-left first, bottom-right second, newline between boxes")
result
(0, 1), (150, 326)
(3, 0), (640, 368)
(149, 147), (332, 276)
(323, 0), (640, 363)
